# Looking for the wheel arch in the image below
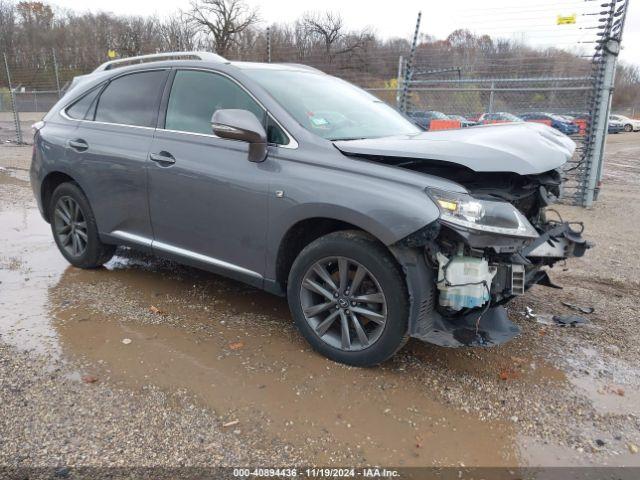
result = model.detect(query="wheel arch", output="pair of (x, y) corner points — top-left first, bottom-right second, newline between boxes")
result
(40, 171), (84, 222)
(274, 216), (391, 292)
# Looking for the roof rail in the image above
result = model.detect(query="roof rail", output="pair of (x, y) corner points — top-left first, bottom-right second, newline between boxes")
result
(93, 51), (227, 72)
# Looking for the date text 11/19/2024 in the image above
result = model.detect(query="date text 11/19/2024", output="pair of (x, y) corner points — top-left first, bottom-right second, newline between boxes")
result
(233, 467), (400, 478)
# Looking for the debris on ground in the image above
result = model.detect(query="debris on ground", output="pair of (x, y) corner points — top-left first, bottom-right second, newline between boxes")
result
(525, 308), (589, 328)
(552, 314), (589, 327)
(533, 314), (555, 325)
(222, 420), (240, 428)
(81, 375), (98, 384)
(561, 302), (595, 314)
(121, 338), (132, 345)
(629, 443), (639, 454)
(228, 342), (244, 350)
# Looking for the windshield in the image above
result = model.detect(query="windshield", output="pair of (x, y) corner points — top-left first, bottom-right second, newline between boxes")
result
(244, 69), (420, 141)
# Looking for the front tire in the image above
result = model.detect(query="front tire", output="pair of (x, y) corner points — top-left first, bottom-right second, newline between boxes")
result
(287, 230), (409, 367)
(49, 182), (115, 268)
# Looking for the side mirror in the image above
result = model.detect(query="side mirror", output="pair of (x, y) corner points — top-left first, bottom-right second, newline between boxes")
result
(211, 109), (268, 163)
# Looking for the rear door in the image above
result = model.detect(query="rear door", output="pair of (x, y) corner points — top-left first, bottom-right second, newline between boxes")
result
(68, 69), (169, 246)
(147, 69), (277, 281)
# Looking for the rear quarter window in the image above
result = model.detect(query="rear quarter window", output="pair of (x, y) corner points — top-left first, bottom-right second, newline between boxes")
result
(65, 86), (102, 120)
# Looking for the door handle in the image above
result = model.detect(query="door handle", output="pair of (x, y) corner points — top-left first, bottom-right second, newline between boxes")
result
(68, 139), (89, 152)
(149, 151), (176, 166)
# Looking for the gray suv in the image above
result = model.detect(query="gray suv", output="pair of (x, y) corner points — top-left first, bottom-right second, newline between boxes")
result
(31, 52), (589, 366)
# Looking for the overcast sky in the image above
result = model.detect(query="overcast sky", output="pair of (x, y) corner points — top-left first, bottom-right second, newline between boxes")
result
(48, 0), (639, 67)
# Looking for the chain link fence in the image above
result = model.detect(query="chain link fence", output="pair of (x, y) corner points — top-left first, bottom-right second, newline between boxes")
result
(390, 0), (630, 207)
(0, 0), (632, 207)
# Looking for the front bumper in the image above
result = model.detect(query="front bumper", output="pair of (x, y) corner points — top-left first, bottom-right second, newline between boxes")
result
(392, 219), (590, 348)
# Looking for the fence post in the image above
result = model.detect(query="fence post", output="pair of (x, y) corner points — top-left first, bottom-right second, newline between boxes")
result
(583, 0), (629, 207)
(488, 81), (495, 113)
(399, 11), (421, 113)
(266, 27), (271, 63)
(52, 48), (61, 97)
(396, 55), (403, 109)
(3, 52), (23, 145)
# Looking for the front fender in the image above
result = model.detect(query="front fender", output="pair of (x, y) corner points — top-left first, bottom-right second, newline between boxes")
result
(275, 202), (437, 247)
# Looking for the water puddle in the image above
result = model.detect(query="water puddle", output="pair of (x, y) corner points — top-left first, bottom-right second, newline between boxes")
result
(49, 264), (516, 466)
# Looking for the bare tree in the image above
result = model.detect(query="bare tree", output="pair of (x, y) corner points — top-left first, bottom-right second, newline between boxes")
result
(183, 0), (258, 56)
(159, 15), (198, 51)
(301, 11), (342, 59)
(0, 0), (17, 55)
(300, 11), (372, 67)
(0, 0), (637, 112)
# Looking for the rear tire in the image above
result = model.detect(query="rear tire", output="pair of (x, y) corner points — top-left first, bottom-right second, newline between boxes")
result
(625, 124), (633, 132)
(287, 230), (409, 367)
(49, 182), (115, 268)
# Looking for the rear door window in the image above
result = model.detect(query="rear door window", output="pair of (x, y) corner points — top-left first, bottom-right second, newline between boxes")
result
(94, 70), (168, 127)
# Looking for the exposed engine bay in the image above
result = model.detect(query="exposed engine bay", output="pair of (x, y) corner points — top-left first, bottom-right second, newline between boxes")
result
(335, 123), (590, 348)
(390, 161), (590, 347)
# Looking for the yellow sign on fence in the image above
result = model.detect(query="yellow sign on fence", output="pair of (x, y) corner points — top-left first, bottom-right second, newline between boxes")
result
(107, 49), (117, 59)
(557, 14), (577, 25)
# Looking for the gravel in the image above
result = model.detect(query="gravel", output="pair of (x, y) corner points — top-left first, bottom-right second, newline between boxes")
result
(0, 342), (301, 468)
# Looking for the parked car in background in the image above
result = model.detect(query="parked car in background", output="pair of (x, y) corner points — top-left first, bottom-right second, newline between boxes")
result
(520, 112), (579, 135)
(610, 114), (640, 132)
(478, 112), (523, 124)
(446, 114), (478, 127)
(607, 116), (624, 134)
(407, 110), (449, 130)
(565, 112), (588, 122)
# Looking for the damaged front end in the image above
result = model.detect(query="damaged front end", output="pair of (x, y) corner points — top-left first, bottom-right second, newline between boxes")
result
(391, 167), (590, 348)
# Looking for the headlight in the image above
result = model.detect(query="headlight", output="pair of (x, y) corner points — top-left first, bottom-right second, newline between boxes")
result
(427, 188), (539, 238)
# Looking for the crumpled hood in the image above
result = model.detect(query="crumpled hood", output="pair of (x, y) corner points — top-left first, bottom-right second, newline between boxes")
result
(334, 122), (576, 175)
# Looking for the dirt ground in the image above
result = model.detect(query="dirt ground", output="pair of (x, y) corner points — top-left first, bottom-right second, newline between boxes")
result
(0, 133), (639, 472)
(0, 112), (43, 145)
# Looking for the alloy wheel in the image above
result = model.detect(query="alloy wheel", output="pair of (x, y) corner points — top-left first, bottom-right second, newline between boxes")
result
(299, 256), (388, 351)
(53, 196), (88, 257)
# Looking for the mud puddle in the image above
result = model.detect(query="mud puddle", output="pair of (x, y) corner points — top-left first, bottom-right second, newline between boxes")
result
(49, 263), (518, 466)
